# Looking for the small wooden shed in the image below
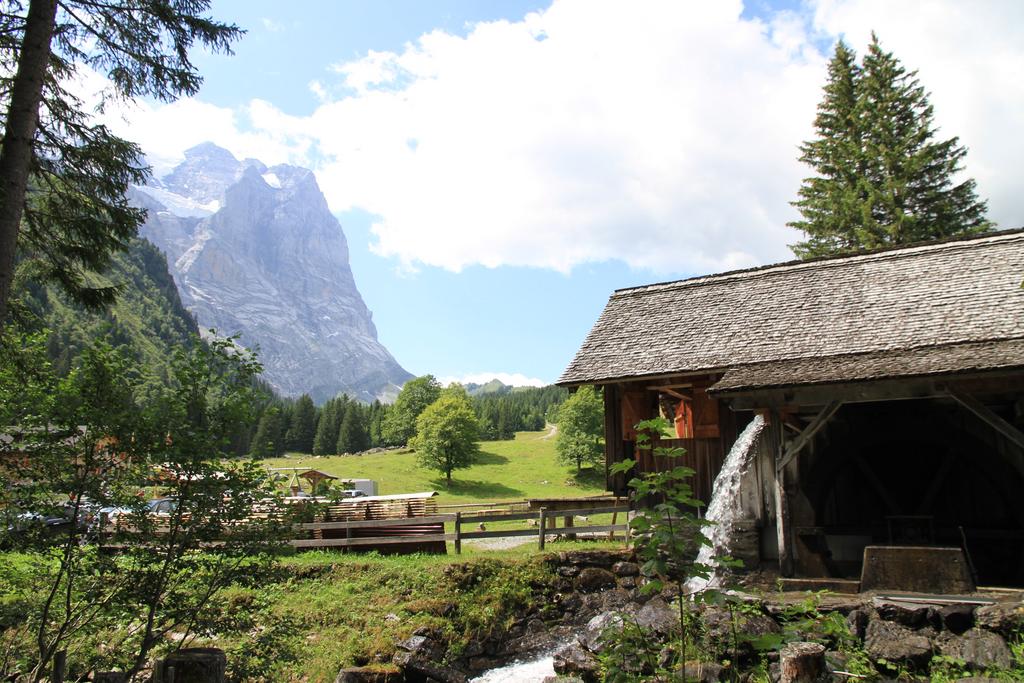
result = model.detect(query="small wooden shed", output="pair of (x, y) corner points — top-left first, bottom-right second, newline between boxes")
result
(559, 230), (1024, 585)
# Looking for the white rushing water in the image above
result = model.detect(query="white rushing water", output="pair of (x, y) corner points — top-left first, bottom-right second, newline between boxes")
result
(469, 653), (557, 682)
(685, 414), (766, 594)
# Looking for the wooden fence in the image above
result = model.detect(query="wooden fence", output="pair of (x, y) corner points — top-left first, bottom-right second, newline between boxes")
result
(289, 503), (632, 553)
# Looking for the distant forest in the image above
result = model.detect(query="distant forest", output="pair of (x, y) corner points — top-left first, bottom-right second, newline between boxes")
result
(246, 383), (567, 458)
(17, 237), (567, 457)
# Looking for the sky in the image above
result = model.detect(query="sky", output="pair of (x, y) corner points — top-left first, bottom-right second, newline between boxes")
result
(93, 0), (1024, 387)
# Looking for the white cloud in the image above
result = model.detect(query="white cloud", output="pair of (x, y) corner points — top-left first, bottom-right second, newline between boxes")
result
(437, 372), (549, 388)
(106, 0), (1024, 274)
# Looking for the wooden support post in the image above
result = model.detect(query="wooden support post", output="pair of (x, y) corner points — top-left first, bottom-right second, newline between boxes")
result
(53, 650), (66, 683)
(345, 522), (353, 554)
(773, 411), (794, 577)
(564, 514), (575, 540)
(538, 508), (547, 550)
(454, 512), (462, 555)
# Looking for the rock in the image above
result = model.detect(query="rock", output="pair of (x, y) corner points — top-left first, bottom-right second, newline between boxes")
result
(542, 677), (585, 683)
(940, 604), (976, 635)
(559, 550), (632, 568)
(702, 605), (781, 659)
(392, 651), (467, 683)
(612, 561), (640, 577)
(779, 642), (825, 683)
(846, 609), (869, 640)
(636, 598), (679, 637)
(553, 644), (600, 683)
(581, 612), (624, 651)
(875, 600), (941, 630)
(974, 602), (1024, 637)
(620, 576), (637, 590)
(863, 619), (932, 666)
(557, 565), (580, 578)
(935, 628), (1012, 670)
(575, 567), (617, 592)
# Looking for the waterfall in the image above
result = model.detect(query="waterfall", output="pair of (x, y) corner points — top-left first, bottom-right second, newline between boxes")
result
(685, 414), (766, 594)
(469, 652), (557, 682)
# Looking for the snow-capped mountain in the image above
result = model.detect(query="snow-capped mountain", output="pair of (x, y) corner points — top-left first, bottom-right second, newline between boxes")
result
(131, 142), (412, 403)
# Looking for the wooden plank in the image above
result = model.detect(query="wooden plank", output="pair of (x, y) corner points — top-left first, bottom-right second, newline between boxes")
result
(777, 401), (841, 472)
(542, 524), (628, 536)
(461, 528), (541, 540)
(949, 391), (1024, 451)
(454, 511), (462, 555)
(289, 533), (454, 548)
(460, 511), (539, 523)
(296, 514), (455, 530)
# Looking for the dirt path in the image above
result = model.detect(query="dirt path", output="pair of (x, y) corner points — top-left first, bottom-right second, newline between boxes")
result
(540, 423), (558, 440)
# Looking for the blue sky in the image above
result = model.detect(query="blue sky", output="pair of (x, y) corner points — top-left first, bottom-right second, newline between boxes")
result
(99, 0), (1024, 386)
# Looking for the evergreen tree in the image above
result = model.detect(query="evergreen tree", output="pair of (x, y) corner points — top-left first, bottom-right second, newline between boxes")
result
(0, 0), (241, 322)
(337, 402), (369, 454)
(312, 399), (338, 455)
(285, 394), (316, 453)
(250, 407), (285, 458)
(790, 35), (991, 259)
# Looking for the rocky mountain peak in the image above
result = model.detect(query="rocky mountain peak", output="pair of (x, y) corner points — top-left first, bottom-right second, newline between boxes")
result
(134, 144), (412, 403)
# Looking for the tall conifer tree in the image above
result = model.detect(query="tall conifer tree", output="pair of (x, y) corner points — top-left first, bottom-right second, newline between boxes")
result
(790, 35), (991, 258)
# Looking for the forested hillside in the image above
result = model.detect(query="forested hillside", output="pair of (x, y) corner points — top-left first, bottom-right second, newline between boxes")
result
(18, 238), (199, 389)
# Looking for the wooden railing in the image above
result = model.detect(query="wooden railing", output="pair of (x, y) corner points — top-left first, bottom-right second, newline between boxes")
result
(289, 502), (632, 553)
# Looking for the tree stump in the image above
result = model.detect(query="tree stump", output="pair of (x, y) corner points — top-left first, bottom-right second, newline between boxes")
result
(780, 641), (825, 683)
(156, 648), (227, 683)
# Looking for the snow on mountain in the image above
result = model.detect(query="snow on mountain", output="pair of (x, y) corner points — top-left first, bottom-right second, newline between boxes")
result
(133, 143), (412, 403)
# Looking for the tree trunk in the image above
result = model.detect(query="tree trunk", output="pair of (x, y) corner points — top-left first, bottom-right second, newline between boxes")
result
(0, 0), (58, 324)
(780, 641), (826, 683)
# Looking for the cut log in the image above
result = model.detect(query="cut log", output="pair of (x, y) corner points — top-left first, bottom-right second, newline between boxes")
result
(780, 641), (825, 683)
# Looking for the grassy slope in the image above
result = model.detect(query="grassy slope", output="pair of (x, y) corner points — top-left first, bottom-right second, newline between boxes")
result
(263, 428), (608, 504)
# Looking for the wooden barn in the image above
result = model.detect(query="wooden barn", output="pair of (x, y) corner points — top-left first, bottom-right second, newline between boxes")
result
(558, 230), (1024, 587)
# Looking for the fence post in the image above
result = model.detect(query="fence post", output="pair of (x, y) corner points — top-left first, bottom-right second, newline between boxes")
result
(53, 649), (66, 683)
(454, 512), (462, 555)
(538, 508), (547, 550)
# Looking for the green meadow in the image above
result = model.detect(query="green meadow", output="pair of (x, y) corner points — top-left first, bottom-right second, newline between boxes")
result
(263, 427), (608, 505)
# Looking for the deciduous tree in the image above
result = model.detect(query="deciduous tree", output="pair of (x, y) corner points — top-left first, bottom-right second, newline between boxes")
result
(381, 374), (441, 446)
(555, 385), (603, 473)
(411, 385), (480, 485)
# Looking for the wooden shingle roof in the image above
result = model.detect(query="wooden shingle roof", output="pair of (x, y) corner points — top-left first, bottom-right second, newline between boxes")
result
(558, 230), (1024, 391)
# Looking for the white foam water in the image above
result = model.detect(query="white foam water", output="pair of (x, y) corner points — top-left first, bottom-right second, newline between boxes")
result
(469, 652), (557, 682)
(685, 414), (766, 594)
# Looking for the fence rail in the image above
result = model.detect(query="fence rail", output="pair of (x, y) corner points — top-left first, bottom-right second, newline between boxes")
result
(288, 503), (632, 553)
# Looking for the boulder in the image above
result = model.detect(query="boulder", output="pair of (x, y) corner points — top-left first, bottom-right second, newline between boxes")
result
(935, 628), (1012, 671)
(392, 651), (467, 683)
(940, 604), (976, 635)
(974, 602), (1024, 637)
(875, 601), (941, 630)
(558, 550), (632, 568)
(553, 644), (600, 683)
(846, 609), (869, 640)
(863, 618), (932, 666)
(612, 561), (640, 577)
(575, 567), (617, 592)
(636, 597), (679, 637)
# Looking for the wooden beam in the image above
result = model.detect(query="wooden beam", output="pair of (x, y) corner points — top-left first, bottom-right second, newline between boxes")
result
(776, 401), (842, 472)
(852, 453), (902, 515)
(949, 390), (1024, 451)
(772, 412), (794, 577)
